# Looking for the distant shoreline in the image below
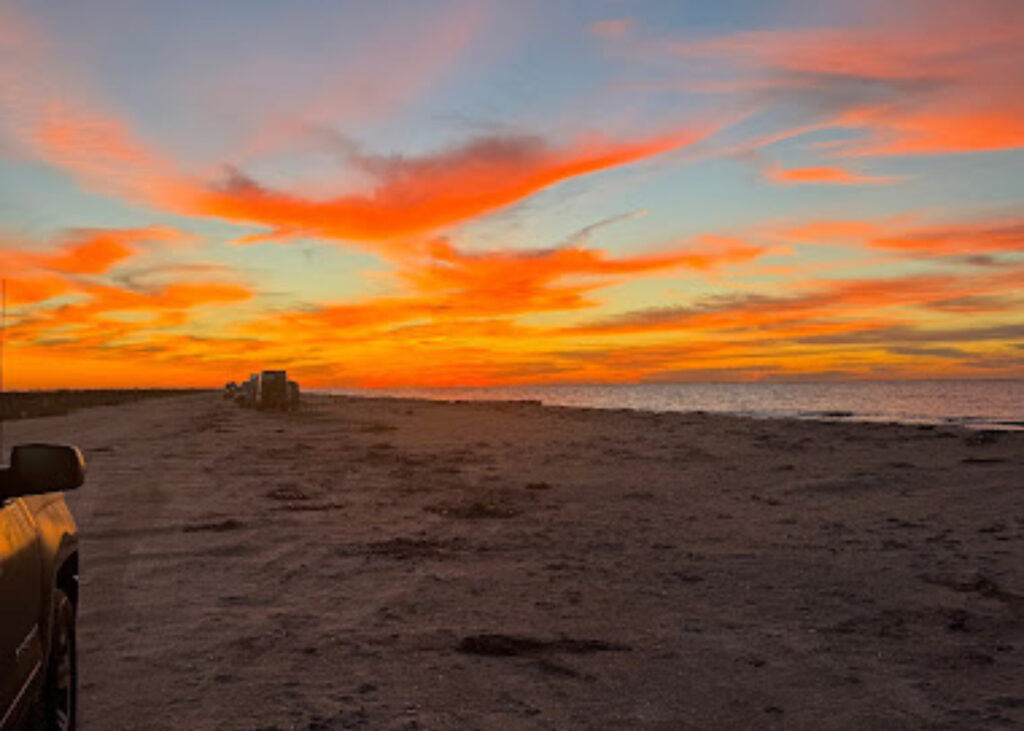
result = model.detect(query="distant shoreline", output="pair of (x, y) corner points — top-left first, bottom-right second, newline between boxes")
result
(4, 380), (1023, 431)
(317, 380), (1024, 432)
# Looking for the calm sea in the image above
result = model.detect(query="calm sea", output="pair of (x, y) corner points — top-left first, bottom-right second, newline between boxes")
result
(325, 380), (1024, 431)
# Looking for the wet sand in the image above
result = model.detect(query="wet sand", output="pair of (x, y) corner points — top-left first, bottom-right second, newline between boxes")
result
(7, 392), (1023, 730)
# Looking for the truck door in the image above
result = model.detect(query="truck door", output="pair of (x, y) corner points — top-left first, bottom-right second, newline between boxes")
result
(0, 499), (45, 727)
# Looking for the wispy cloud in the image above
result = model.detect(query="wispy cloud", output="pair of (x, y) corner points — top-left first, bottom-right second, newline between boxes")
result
(666, 2), (1024, 157)
(871, 221), (1024, 255)
(566, 268), (1024, 336)
(0, 227), (189, 302)
(252, 230), (767, 342)
(764, 164), (899, 186)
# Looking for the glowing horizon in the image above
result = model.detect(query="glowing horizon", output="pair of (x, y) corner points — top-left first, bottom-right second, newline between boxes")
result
(1, 0), (1021, 389)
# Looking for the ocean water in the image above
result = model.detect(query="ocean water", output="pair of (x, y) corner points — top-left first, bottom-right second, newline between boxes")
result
(326, 380), (1024, 430)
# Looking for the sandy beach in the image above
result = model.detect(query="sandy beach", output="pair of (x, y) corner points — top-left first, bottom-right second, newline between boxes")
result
(6, 392), (1023, 730)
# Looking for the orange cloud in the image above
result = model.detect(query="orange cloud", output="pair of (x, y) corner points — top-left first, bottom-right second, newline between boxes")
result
(833, 107), (1024, 157)
(870, 221), (1024, 255)
(781, 220), (884, 243)
(0, 227), (195, 310)
(764, 165), (897, 186)
(2, 275), (70, 306)
(399, 235), (763, 306)
(1, 226), (186, 276)
(10, 277), (255, 381)
(11, 280), (251, 346)
(776, 217), (1024, 258)
(148, 281), (252, 309)
(44, 234), (135, 274)
(567, 268), (1023, 337)
(187, 130), (708, 244)
(255, 233), (766, 344)
(2, 226), (253, 377)
(147, 211), (1022, 387)
(47, 278), (251, 323)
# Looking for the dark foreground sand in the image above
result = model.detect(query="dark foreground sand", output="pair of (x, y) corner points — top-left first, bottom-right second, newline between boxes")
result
(6, 393), (1023, 730)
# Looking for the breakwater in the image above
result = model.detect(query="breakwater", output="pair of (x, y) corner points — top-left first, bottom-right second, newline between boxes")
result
(0, 389), (211, 421)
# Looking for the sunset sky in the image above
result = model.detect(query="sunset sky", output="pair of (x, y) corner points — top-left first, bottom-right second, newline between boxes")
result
(1, 0), (1022, 388)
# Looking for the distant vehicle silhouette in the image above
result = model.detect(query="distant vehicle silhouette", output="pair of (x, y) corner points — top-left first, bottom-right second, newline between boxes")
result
(256, 371), (289, 411)
(228, 371), (299, 411)
(222, 381), (239, 400)
(232, 374), (259, 408)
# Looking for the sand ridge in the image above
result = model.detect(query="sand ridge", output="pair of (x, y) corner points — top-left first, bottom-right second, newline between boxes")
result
(7, 393), (1023, 730)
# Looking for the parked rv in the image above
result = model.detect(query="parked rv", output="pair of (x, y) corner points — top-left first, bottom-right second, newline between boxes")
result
(229, 370), (299, 410)
(256, 371), (289, 410)
(237, 374), (258, 407)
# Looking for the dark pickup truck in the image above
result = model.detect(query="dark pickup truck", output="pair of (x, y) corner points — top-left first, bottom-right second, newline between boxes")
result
(0, 444), (84, 731)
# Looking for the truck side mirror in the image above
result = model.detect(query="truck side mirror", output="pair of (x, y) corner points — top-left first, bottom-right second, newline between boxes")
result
(3, 444), (86, 498)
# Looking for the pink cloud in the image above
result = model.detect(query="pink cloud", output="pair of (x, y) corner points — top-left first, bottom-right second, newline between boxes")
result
(590, 18), (635, 38)
(764, 164), (899, 186)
